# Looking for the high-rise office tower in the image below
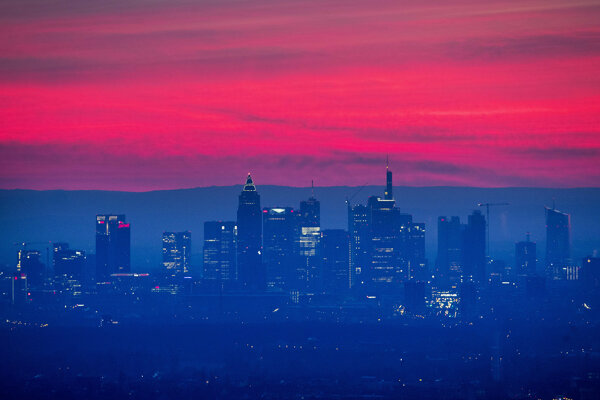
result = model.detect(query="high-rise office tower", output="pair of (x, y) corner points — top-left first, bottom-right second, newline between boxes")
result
(263, 207), (296, 291)
(348, 163), (425, 289)
(11, 273), (28, 305)
(298, 188), (321, 290)
(203, 222), (236, 281)
(53, 242), (86, 281)
(321, 229), (350, 292)
(96, 214), (130, 282)
(384, 157), (393, 200)
(408, 222), (426, 280)
(348, 204), (369, 288)
(162, 231), (192, 277)
(299, 183), (320, 227)
(367, 194), (403, 285)
(236, 174), (263, 290)
(437, 216), (464, 282)
(545, 206), (571, 279)
(463, 210), (486, 283)
(515, 234), (536, 277)
(17, 249), (45, 288)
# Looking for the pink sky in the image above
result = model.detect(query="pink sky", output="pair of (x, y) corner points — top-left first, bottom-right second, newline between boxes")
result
(1, 0), (599, 190)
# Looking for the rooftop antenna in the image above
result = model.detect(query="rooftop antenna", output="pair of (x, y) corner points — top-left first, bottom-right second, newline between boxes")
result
(311, 180), (315, 198)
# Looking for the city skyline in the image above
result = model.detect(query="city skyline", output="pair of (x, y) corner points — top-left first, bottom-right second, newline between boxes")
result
(11, 169), (587, 283)
(2, 2), (600, 397)
(3, 158), (600, 400)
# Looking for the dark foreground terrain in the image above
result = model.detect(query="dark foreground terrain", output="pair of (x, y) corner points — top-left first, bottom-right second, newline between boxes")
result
(2, 318), (600, 400)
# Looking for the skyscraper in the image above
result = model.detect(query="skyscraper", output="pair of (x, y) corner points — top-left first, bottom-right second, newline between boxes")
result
(17, 249), (45, 288)
(348, 162), (425, 290)
(348, 204), (369, 288)
(545, 206), (571, 279)
(463, 210), (486, 283)
(407, 222), (426, 280)
(298, 188), (321, 291)
(162, 231), (192, 277)
(236, 174), (263, 290)
(96, 214), (130, 282)
(299, 183), (320, 227)
(203, 222), (236, 282)
(367, 194), (403, 286)
(262, 207), (296, 291)
(515, 234), (536, 277)
(53, 242), (86, 281)
(321, 229), (350, 292)
(384, 157), (393, 200)
(436, 216), (464, 282)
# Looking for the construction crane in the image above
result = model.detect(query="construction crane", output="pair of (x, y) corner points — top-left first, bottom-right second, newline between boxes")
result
(345, 182), (369, 208)
(477, 202), (509, 258)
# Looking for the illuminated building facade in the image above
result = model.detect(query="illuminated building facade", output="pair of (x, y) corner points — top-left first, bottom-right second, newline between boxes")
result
(348, 204), (369, 288)
(297, 191), (321, 290)
(348, 163), (426, 290)
(17, 249), (45, 288)
(203, 222), (236, 281)
(162, 231), (192, 277)
(428, 287), (460, 317)
(236, 174), (263, 290)
(53, 242), (86, 296)
(263, 207), (296, 291)
(367, 194), (403, 286)
(53, 242), (86, 281)
(96, 214), (130, 282)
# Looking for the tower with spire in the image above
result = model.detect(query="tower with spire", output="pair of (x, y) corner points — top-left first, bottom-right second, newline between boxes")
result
(236, 173), (264, 290)
(300, 180), (320, 228)
(384, 155), (393, 200)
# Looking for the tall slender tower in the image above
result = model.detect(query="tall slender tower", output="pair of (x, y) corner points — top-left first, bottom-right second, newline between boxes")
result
(384, 156), (393, 200)
(236, 174), (263, 290)
(545, 206), (571, 279)
(298, 182), (321, 290)
(463, 210), (486, 283)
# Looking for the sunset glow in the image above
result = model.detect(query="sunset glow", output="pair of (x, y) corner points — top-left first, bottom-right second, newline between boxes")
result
(1, 0), (599, 190)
